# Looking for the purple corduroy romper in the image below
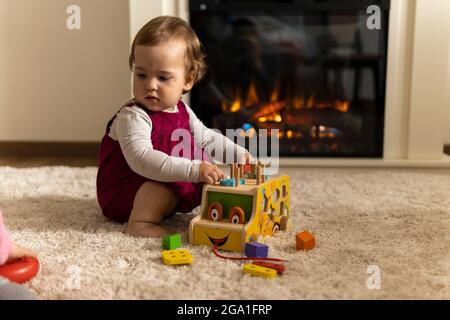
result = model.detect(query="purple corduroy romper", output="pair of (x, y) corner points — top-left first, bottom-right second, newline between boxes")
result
(96, 99), (209, 223)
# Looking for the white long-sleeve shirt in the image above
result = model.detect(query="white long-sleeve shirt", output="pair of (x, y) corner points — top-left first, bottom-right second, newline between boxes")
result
(108, 101), (248, 183)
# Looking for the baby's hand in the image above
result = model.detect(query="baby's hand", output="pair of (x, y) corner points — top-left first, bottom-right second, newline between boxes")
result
(199, 162), (225, 184)
(9, 243), (38, 261)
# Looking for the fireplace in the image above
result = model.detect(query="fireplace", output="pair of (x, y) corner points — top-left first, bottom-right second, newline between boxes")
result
(128, 0), (450, 167)
(189, 0), (390, 158)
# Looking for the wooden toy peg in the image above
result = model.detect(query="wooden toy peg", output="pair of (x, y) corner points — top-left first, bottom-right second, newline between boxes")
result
(257, 165), (262, 184)
(250, 164), (256, 176)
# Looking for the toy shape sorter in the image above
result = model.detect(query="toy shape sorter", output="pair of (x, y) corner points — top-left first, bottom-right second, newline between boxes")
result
(189, 162), (290, 252)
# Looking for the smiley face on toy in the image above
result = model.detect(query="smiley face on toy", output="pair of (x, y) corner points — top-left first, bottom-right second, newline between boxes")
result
(206, 231), (230, 247)
(193, 201), (249, 251)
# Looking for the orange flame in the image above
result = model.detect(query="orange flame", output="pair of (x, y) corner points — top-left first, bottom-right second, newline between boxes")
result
(245, 81), (259, 106)
(221, 100), (227, 112)
(306, 95), (315, 109)
(230, 97), (241, 112)
(222, 79), (350, 115)
(334, 100), (349, 113)
(270, 81), (280, 102)
(293, 97), (304, 109)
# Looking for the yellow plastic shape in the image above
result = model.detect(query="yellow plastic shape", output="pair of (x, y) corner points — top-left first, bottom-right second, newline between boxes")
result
(161, 249), (193, 265)
(242, 263), (277, 279)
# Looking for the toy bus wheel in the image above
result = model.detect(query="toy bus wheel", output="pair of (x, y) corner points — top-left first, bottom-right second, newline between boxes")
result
(272, 223), (280, 234)
(228, 206), (245, 224)
(207, 202), (223, 221)
(280, 216), (289, 231)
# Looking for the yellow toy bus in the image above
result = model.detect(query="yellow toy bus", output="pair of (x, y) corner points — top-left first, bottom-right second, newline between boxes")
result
(189, 164), (290, 252)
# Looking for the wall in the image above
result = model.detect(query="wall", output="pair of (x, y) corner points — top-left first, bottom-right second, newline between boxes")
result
(0, 0), (131, 141)
(404, 0), (450, 157)
(447, 31), (450, 145)
(0, 0), (449, 144)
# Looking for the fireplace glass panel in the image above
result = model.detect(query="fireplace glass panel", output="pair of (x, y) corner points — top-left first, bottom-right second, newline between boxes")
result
(189, 0), (389, 157)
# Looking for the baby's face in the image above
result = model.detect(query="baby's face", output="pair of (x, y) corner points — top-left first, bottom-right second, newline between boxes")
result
(132, 41), (194, 112)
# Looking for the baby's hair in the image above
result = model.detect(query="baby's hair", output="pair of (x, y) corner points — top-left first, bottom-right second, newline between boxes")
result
(129, 16), (207, 85)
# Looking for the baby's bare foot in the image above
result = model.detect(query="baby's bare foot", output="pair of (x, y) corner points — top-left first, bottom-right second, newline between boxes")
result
(126, 221), (169, 238)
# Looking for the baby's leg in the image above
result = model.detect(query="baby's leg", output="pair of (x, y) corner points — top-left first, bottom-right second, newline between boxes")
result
(126, 181), (178, 238)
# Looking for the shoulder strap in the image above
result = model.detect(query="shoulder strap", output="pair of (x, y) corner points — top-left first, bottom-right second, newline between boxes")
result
(176, 99), (189, 116)
(106, 99), (141, 131)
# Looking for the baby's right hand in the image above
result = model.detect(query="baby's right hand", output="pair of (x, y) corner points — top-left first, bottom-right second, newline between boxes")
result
(198, 162), (225, 184)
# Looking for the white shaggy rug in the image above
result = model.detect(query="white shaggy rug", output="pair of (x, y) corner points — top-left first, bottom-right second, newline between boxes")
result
(0, 166), (449, 300)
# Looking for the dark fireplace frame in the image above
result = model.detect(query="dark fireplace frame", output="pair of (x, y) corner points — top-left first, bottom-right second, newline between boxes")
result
(189, 0), (390, 158)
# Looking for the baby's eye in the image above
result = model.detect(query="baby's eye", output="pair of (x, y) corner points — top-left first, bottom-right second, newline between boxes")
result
(136, 73), (146, 79)
(159, 76), (170, 82)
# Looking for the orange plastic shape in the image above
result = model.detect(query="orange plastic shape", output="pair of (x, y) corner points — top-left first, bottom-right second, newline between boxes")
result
(296, 231), (315, 251)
